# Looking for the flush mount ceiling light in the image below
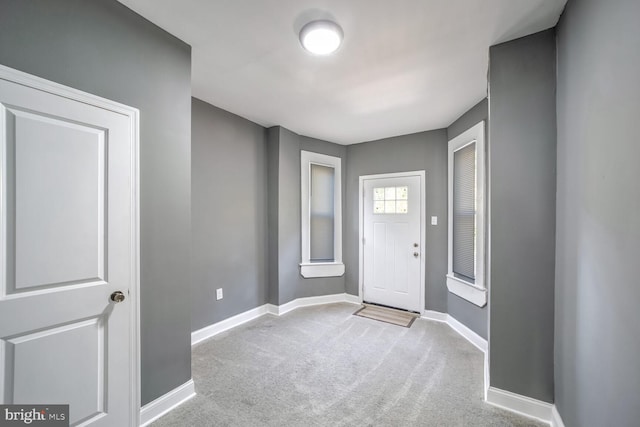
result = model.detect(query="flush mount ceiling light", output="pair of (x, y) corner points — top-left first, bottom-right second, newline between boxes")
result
(299, 20), (343, 55)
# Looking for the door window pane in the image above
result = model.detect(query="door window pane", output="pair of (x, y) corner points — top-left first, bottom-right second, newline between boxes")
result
(396, 186), (408, 200)
(384, 200), (396, 214)
(384, 187), (396, 200)
(373, 186), (409, 214)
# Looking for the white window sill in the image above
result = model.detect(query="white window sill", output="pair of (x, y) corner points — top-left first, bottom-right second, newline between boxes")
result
(446, 274), (487, 307)
(300, 262), (345, 278)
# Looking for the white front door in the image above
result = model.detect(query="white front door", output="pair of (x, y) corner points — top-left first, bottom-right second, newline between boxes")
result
(363, 174), (422, 312)
(0, 68), (137, 426)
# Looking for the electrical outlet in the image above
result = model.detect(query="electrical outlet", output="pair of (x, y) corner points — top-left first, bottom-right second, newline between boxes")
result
(431, 216), (438, 225)
(216, 288), (223, 300)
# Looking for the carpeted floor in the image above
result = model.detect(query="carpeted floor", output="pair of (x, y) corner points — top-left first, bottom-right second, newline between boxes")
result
(152, 303), (545, 426)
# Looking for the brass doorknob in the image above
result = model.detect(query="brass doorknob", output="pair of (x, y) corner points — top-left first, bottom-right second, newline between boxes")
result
(110, 291), (125, 303)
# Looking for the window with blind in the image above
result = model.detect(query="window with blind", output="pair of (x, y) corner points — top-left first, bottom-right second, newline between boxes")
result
(447, 121), (486, 307)
(453, 142), (476, 283)
(300, 151), (344, 278)
(309, 164), (335, 262)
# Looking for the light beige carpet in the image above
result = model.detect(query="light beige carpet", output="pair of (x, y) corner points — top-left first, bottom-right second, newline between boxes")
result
(353, 303), (419, 327)
(152, 303), (547, 427)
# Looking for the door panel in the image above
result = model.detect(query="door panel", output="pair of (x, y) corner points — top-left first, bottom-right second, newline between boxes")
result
(0, 73), (134, 426)
(8, 318), (105, 425)
(11, 107), (106, 292)
(363, 175), (421, 312)
(372, 222), (386, 290)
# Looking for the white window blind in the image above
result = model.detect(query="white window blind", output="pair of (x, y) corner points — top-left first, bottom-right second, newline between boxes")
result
(309, 164), (335, 262)
(452, 142), (476, 283)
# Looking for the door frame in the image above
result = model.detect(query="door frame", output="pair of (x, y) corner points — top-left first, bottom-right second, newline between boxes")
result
(358, 170), (426, 314)
(0, 64), (141, 426)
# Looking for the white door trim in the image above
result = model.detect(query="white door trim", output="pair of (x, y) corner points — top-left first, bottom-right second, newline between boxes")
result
(358, 171), (426, 314)
(0, 64), (141, 426)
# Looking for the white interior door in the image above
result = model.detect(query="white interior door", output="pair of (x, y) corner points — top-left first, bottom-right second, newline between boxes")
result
(0, 69), (137, 426)
(363, 174), (422, 312)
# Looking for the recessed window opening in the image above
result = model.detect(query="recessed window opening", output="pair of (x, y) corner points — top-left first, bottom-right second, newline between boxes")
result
(300, 151), (344, 278)
(446, 121), (486, 307)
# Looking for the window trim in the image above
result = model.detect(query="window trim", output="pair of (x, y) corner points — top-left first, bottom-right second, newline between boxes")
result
(447, 121), (486, 307)
(300, 150), (344, 278)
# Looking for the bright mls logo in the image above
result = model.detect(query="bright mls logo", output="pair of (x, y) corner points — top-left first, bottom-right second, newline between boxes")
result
(0, 405), (68, 426)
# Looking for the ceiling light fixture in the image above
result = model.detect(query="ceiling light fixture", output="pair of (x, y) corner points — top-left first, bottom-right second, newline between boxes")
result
(299, 20), (343, 55)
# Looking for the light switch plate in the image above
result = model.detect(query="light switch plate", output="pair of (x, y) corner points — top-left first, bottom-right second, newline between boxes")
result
(431, 216), (438, 225)
(216, 288), (223, 300)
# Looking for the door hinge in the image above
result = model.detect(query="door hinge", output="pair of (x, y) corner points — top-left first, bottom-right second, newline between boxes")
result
(362, 237), (366, 245)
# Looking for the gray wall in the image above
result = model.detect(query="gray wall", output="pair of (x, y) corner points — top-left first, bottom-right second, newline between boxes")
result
(446, 98), (489, 339)
(555, 0), (640, 425)
(488, 30), (556, 402)
(345, 130), (449, 312)
(268, 127), (347, 305)
(0, 0), (192, 405)
(267, 127), (280, 305)
(191, 98), (268, 331)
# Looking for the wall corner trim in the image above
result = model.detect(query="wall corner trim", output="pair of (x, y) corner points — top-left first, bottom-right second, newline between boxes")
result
(486, 387), (554, 425)
(140, 379), (195, 426)
(551, 405), (566, 427)
(192, 293), (360, 346)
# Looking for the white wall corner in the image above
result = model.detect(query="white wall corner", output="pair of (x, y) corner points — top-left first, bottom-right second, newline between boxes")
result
(140, 379), (195, 426)
(551, 405), (566, 427)
(486, 387), (553, 425)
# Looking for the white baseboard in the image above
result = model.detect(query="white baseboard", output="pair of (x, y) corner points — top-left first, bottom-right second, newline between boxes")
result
(551, 405), (566, 427)
(192, 293), (360, 346)
(343, 293), (362, 304)
(192, 305), (270, 346)
(421, 310), (449, 323)
(447, 315), (488, 353)
(272, 293), (360, 316)
(486, 387), (553, 424)
(420, 311), (488, 353)
(140, 379), (195, 426)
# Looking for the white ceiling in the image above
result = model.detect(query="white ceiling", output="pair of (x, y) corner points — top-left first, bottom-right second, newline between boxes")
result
(118, 0), (566, 144)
